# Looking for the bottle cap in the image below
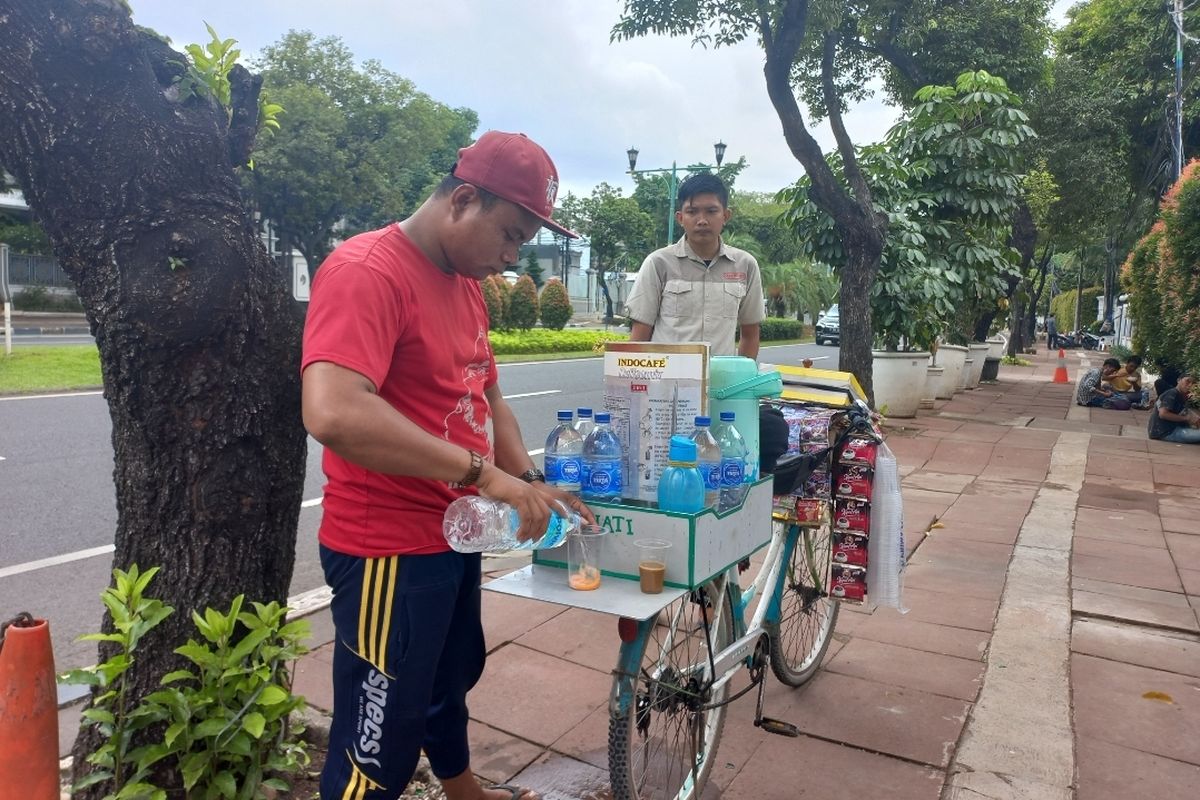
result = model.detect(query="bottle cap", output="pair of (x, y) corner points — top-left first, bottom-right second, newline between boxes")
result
(694, 416), (711, 427)
(577, 407), (593, 418)
(595, 412), (611, 424)
(557, 410), (574, 421)
(720, 411), (736, 421)
(668, 435), (697, 463)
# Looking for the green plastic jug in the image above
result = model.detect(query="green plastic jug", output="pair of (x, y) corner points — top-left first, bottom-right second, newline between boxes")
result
(708, 356), (782, 480)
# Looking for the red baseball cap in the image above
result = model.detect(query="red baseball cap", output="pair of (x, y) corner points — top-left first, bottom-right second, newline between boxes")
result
(453, 131), (579, 239)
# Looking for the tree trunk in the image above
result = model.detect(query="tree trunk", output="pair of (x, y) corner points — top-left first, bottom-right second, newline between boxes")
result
(761, 10), (886, 401)
(0, 3), (306, 794)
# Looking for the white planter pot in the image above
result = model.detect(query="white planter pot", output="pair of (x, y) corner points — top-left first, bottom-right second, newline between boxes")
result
(965, 343), (990, 389)
(934, 345), (968, 398)
(872, 351), (931, 418)
(923, 366), (944, 409)
(986, 336), (1007, 360)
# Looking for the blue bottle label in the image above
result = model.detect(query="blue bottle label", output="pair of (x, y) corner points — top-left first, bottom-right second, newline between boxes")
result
(583, 458), (622, 497)
(704, 463), (722, 492)
(721, 457), (745, 487)
(544, 454), (562, 483)
(558, 457), (582, 486)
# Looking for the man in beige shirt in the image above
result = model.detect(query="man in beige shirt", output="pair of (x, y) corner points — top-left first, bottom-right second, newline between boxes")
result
(625, 173), (765, 358)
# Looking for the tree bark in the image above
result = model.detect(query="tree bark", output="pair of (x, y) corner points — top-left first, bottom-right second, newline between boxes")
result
(0, 2), (306, 794)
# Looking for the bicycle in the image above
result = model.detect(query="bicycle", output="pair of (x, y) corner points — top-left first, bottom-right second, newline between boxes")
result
(606, 513), (839, 800)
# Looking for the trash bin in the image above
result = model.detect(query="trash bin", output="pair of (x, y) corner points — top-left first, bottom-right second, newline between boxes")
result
(981, 356), (1001, 382)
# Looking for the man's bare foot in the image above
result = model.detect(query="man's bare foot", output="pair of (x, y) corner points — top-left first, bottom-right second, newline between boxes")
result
(440, 768), (539, 800)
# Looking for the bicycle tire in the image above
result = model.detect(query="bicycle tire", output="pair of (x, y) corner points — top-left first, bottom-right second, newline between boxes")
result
(768, 521), (839, 687)
(608, 583), (732, 800)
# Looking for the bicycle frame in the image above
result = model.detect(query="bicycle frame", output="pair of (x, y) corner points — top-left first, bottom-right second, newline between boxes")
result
(609, 521), (803, 716)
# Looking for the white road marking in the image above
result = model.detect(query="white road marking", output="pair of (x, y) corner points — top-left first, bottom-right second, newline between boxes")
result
(301, 497), (323, 508)
(528, 448), (544, 456)
(0, 544), (115, 579)
(503, 390), (561, 399)
(0, 390), (103, 402)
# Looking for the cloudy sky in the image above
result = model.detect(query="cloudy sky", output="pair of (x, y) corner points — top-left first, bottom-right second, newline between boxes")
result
(130, 1), (1078, 199)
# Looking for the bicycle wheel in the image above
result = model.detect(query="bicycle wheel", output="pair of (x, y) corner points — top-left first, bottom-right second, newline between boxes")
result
(768, 521), (839, 687)
(608, 583), (733, 800)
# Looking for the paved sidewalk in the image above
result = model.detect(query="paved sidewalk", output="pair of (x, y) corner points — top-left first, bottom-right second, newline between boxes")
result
(5, 310), (91, 335)
(58, 346), (1200, 798)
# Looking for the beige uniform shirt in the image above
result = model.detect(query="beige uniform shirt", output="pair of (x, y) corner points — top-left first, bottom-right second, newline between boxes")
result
(625, 237), (765, 356)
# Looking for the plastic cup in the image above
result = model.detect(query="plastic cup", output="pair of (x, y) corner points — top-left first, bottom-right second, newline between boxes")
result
(567, 525), (606, 591)
(635, 539), (671, 594)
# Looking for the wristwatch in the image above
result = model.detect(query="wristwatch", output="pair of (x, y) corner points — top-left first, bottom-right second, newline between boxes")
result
(518, 468), (546, 484)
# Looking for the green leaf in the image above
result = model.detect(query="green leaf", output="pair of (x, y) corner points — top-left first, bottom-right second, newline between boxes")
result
(241, 711), (266, 739)
(257, 685), (290, 706)
(213, 770), (238, 799)
(193, 717), (229, 738)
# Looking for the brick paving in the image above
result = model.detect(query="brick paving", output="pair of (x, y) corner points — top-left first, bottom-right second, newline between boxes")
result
(59, 344), (1200, 799)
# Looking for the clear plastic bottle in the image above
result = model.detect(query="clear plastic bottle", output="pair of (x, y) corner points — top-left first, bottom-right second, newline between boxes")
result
(581, 412), (623, 502)
(443, 496), (580, 553)
(657, 435), (706, 513)
(574, 407), (596, 441)
(713, 411), (750, 511)
(689, 416), (721, 509)
(544, 410), (583, 493)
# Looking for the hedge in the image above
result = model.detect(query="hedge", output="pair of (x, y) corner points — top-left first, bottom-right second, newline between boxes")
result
(1049, 286), (1102, 333)
(489, 329), (628, 355)
(759, 317), (812, 341)
(509, 274), (539, 331)
(1123, 159), (1200, 376)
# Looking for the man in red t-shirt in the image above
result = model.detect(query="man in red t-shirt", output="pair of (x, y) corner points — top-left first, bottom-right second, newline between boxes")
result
(302, 131), (592, 800)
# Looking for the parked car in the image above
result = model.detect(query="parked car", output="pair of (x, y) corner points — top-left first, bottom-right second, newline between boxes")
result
(815, 304), (840, 346)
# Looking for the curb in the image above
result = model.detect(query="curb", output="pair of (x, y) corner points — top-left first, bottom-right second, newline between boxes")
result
(9, 326), (92, 335)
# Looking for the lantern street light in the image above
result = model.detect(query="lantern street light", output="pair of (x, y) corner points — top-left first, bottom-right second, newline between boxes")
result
(626, 141), (727, 244)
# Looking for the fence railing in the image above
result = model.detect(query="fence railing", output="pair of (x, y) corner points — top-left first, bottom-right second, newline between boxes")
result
(4, 252), (72, 288)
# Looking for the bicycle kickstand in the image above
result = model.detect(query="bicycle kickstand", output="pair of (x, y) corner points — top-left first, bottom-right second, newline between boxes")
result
(750, 641), (800, 738)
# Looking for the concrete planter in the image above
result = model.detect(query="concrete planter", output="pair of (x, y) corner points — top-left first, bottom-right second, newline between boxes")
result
(872, 350), (931, 418)
(934, 345), (968, 399)
(922, 365), (944, 409)
(986, 336), (1007, 360)
(965, 343), (990, 389)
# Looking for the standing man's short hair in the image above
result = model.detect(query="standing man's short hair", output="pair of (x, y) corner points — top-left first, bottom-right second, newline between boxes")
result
(676, 172), (729, 209)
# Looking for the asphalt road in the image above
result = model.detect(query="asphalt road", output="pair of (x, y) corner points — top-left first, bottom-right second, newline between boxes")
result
(0, 341), (838, 672)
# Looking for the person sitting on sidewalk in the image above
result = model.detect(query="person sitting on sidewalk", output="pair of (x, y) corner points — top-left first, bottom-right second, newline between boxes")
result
(1148, 373), (1200, 444)
(1076, 358), (1131, 409)
(1108, 354), (1151, 409)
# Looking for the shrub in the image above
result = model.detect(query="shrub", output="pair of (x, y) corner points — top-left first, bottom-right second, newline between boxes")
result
(759, 317), (810, 341)
(1050, 286), (1102, 332)
(14, 285), (84, 312)
(539, 278), (573, 330)
(489, 329), (627, 355)
(481, 276), (505, 331)
(62, 566), (310, 798)
(493, 276), (513, 328)
(1124, 159), (1200, 377)
(509, 274), (539, 330)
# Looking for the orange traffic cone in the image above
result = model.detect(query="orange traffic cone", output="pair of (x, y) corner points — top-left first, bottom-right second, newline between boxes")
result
(0, 613), (59, 800)
(1053, 348), (1069, 384)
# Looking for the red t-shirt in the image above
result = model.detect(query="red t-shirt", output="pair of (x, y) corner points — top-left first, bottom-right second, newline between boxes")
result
(302, 224), (496, 556)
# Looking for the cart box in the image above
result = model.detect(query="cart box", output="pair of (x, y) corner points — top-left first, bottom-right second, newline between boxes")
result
(534, 477), (773, 590)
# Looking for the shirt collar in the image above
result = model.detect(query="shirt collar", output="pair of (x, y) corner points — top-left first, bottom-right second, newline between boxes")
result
(673, 235), (729, 266)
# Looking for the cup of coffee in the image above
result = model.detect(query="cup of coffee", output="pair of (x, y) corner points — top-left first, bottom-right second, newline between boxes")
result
(634, 539), (671, 594)
(567, 525), (606, 591)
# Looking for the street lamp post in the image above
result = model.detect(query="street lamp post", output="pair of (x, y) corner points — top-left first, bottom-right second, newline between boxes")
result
(626, 141), (727, 244)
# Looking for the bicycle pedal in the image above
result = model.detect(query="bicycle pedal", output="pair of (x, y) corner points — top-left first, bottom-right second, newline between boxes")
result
(756, 717), (800, 737)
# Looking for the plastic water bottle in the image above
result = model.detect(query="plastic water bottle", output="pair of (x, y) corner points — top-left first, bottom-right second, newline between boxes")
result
(574, 407), (596, 441)
(544, 410), (583, 493)
(713, 411), (750, 511)
(581, 412), (623, 502)
(689, 416), (721, 509)
(657, 435), (706, 513)
(443, 496), (580, 553)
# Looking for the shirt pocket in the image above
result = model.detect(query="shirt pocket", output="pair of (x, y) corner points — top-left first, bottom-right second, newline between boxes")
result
(718, 281), (747, 318)
(662, 280), (698, 318)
